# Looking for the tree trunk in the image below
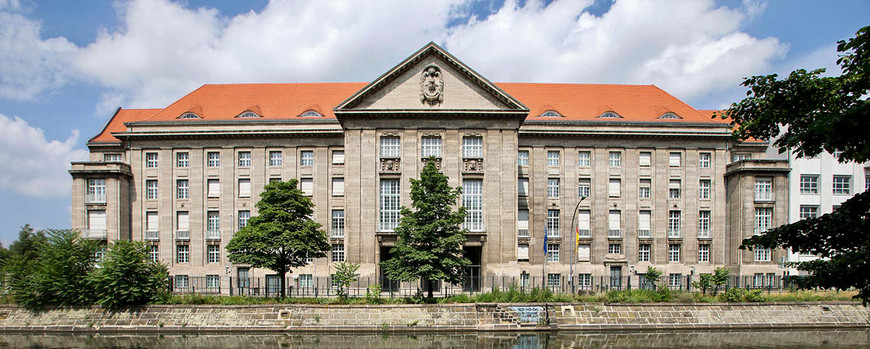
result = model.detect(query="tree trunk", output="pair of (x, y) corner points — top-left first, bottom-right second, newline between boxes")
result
(427, 280), (434, 300)
(279, 270), (286, 299)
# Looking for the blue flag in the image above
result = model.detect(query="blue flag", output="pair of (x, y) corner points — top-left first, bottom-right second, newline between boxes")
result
(544, 224), (548, 252)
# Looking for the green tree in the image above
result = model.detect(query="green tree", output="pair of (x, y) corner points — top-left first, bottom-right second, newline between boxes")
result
(91, 240), (169, 311)
(332, 262), (360, 301)
(381, 159), (471, 299)
(6, 224), (47, 261)
(718, 26), (870, 304)
(226, 179), (330, 298)
(643, 266), (662, 290)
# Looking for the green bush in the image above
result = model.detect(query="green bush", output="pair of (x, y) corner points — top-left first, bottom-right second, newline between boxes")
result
(720, 288), (765, 302)
(91, 241), (169, 310)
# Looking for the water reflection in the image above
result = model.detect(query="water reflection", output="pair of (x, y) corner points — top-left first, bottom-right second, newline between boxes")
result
(1, 329), (868, 349)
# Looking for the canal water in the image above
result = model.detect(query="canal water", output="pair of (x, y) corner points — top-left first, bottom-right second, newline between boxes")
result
(1, 329), (868, 348)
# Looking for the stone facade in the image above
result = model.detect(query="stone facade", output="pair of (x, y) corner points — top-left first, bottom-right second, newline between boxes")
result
(69, 42), (789, 293)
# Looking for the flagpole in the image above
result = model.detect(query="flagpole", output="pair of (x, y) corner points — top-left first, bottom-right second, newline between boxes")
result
(543, 223), (547, 290)
(570, 196), (586, 294)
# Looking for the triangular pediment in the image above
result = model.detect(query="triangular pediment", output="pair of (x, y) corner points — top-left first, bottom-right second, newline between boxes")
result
(334, 42), (528, 115)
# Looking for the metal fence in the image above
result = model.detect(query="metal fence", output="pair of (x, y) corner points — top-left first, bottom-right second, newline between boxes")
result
(167, 273), (805, 298)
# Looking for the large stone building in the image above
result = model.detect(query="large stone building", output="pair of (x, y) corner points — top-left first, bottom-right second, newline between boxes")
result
(70, 43), (788, 294)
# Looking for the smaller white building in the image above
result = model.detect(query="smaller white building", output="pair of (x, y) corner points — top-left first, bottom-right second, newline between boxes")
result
(787, 150), (869, 272)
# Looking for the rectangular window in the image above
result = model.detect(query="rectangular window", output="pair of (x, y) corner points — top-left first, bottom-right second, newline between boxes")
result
(698, 210), (711, 238)
(638, 244), (651, 262)
(517, 209), (529, 237)
(639, 152), (651, 167)
(298, 274), (313, 288)
(799, 205), (818, 219)
(638, 178), (651, 199)
(608, 178), (621, 197)
(87, 210), (106, 233)
(546, 244), (560, 262)
(699, 244), (710, 263)
(207, 245), (220, 263)
(332, 177), (345, 196)
(669, 152), (681, 167)
(547, 273), (561, 289)
(380, 136), (401, 158)
(609, 151), (621, 167)
(669, 179), (681, 199)
(546, 209), (560, 237)
(668, 210), (681, 238)
(578, 151), (591, 167)
(578, 273), (592, 289)
(798, 175), (818, 194)
(699, 152), (712, 168)
(577, 210), (590, 238)
(176, 152), (189, 168)
(833, 175), (851, 195)
(146, 180), (158, 200)
(865, 175), (869, 191)
(421, 136), (442, 157)
(104, 153), (122, 162)
(518, 178), (529, 197)
(755, 248), (771, 262)
(668, 244), (680, 262)
(176, 179), (189, 199)
(175, 275), (189, 290)
(699, 179), (711, 199)
(207, 179), (220, 197)
(148, 245), (158, 263)
(608, 243), (621, 254)
(547, 178), (560, 198)
(755, 178), (773, 201)
(607, 210), (621, 238)
(300, 150), (314, 166)
(463, 179), (483, 231)
(207, 211), (220, 239)
(577, 178), (590, 198)
(332, 244), (345, 262)
(269, 151), (283, 167)
(206, 275), (220, 290)
(238, 178), (251, 198)
(176, 211), (189, 233)
(238, 151), (251, 167)
(379, 179), (400, 231)
(87, 179), (106, 203)
(732, 153), (751, 162)
(300, 178), (313, 196)
(176, 245), (189, 264)
(207, 151), (220, 167)
(547, 150), (560, 167)
(238, 210), (250, 231)
(517, 244), (529, 261)
(332, 150), (345, 165)
(754, 207), (772, 235)
(146, 211), (158, 235)
(331, 210), (345, 238)
(145, 152), (158, 168)
(669, 274), (682, 289)
(462, 137), (483, 158)
(269, 177), (281, 183)
(517, 150), (529, 166)
(578, 245), (590, 262)
(638, 210), (651, 238)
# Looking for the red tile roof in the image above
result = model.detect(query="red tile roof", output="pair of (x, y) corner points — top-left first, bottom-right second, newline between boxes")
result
(90, 83), (729, 144)
(90, 108), (160, 143)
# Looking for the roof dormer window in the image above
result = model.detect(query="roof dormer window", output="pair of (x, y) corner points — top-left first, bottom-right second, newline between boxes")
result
(299, 110), (323, 117)
(598, 112), (621, 118)
(236, 111), (260, 118)
(539, 110), (562, 118)
(659, 112), (682, 119)
(178, 112), (201, 119)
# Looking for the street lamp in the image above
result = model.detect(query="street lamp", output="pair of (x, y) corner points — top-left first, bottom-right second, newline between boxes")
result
(569, 196), (587, 294)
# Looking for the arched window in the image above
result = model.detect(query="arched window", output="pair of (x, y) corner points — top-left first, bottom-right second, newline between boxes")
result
(598, 112), (621, 118)
(299, 110), (323, 117)
(539, 110), (562, 117)
(659, 112), (682, 119)
(178, 112), (201, 119)
(236, 111), (260, 118)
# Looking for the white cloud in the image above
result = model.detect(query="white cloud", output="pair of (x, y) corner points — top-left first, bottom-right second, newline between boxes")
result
(0, 113), (89, 198)
(444, 0), (787, 105)
(0, 11), (77, 100)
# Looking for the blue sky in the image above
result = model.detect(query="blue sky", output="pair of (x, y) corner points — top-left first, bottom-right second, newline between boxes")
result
(0, 0), (867, 246)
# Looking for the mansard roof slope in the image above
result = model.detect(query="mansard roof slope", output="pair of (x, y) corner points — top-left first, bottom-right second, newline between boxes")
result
(91, 82), (730, 144)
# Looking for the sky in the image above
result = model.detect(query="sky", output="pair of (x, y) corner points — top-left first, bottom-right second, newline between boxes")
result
(0, 0), (867, 246)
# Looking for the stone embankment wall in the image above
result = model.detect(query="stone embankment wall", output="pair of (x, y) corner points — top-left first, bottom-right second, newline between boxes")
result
(0, 302), (867, 332)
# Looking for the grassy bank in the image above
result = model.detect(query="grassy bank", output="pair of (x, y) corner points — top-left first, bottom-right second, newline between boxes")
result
(153, 288), (858, 306)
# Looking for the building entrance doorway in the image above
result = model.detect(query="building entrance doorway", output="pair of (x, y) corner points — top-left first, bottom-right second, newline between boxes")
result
(463, 246), (481, 292)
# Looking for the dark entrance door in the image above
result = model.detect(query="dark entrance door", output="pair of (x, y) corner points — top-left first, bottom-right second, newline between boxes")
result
(237, 267), (250, 295)
(379, 246), (399, 292)
(610, 266), (622, 290)
(463, 246), (482, 292)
